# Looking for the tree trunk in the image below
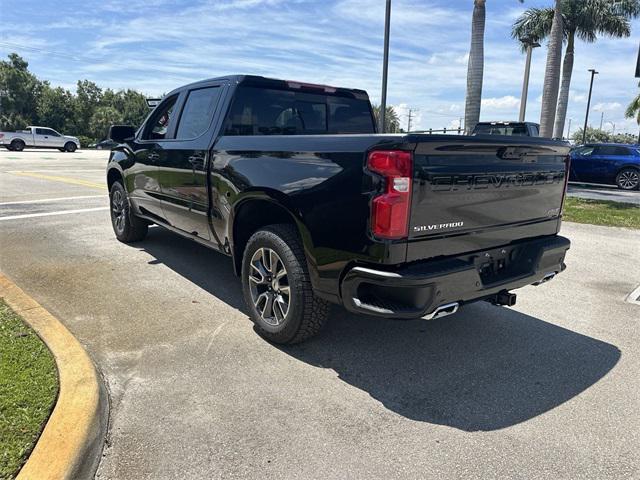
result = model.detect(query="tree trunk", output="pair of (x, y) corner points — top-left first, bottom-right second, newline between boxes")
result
(539, 0), (563, 138)
(553, 32), (574, 139)
(464, 0), (486, 135)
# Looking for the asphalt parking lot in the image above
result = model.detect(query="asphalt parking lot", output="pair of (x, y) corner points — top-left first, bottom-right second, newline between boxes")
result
(1, 149), (639, 479)
(567, 183), (640, 205)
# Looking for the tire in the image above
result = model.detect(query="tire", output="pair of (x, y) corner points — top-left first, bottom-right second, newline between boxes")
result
(241, 224), (329, 344)
(64, 142), (77, 152)
(616, 168), (639, 190)
(109, 181), (148, 243)
(11, 139), (24, 152)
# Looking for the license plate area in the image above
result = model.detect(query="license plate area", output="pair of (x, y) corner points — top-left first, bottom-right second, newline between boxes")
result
(474, 245), (533, 286)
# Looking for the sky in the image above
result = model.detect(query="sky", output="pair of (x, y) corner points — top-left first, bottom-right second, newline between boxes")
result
(1, 0), (639, 136)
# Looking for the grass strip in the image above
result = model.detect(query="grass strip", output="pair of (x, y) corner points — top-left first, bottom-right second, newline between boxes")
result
(0, 300), (58, 480)
(563, 197), (640, 229)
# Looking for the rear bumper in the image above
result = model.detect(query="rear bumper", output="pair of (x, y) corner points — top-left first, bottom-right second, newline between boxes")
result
(341, 235), (570, 319)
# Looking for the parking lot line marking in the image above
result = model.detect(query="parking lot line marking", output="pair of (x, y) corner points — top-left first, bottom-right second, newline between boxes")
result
(8, 171), (107, 190)
(0, 207), (109, 221)
(0, 195), (105, 206)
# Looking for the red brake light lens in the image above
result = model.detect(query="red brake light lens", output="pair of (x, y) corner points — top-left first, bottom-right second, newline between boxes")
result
(561, 154), (571, 214)
(367, 150), (413, 239)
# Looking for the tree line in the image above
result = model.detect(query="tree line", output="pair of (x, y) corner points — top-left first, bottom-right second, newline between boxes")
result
(0, 53), (149, 146)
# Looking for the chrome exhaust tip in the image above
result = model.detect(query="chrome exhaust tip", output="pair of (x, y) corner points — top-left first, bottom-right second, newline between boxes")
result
(424, 302), (459, 320)
(533, 272), (557, 286)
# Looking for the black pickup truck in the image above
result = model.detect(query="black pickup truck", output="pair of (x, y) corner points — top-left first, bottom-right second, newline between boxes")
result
(106, 75), (570, 344)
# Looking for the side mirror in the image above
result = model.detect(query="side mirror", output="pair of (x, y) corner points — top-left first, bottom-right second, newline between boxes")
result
(108, 125), (136, 143)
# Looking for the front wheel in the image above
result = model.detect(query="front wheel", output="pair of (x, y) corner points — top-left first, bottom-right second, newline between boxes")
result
(241, 224), (329, 344)
(616, 168), (639, 190)
(64, 142), (77, 152)
(109, 181), (148, 242)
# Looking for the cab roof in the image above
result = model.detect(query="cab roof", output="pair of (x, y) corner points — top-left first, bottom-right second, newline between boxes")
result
(167, 75), (369, 99)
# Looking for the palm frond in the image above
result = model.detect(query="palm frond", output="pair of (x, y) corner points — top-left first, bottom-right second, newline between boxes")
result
(511, 7), (555, 49)
(625, 91), (640, 124)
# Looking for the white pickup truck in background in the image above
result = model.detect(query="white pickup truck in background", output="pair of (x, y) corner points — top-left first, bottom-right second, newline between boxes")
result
(0, 126), (80, 152)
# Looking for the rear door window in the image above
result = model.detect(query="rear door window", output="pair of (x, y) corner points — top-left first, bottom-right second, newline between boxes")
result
(176, 86), (222, 140)
(594, 146), (618, 156)
(613, 146), (631, 156)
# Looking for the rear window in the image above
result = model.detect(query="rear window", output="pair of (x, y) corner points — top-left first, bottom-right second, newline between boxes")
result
(594, 146), (631, 156)
(474, 124), (528, 136)
(223, 86), (375, 135)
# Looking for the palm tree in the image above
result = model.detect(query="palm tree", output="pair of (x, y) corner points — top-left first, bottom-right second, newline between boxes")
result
(464, 0), (486, 134)
(372, 104), (400, 133)
(535, 0), (563, 137)
(626, 81), (640, 142)
(513, 0), (640, 138)
(625, 81), (640, 124)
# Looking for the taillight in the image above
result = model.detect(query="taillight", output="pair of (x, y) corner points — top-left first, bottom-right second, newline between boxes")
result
(367, 150), (413, 239)
(561, 154), (571, 214)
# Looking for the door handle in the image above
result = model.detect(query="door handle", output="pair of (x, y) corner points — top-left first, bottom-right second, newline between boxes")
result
(148, 152), (160, 162)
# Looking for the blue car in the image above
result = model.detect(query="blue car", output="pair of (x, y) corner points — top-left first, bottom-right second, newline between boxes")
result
(569, 143), (640, 190)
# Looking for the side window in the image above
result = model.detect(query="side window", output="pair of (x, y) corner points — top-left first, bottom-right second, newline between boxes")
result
(576, 146), (595, 156)
(45, 129), (60, 136)
(614, 147), (631, 156)
(175, 87), (221, 140)
(35, 128), (47, 135)
(594, 146), (616, 156)
(529, 125), (539, 136)
(142, 95), (178, 140)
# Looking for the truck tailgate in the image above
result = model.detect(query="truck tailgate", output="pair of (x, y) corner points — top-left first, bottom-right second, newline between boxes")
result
(407, 136), (570, 259)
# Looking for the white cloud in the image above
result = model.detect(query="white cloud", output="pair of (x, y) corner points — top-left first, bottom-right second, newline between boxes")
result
(455, 53), (469, 65)
(593, 102), (622, 112)
(481, 95), (520, 109)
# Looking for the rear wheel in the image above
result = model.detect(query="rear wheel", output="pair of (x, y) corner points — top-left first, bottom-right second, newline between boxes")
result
(64, 142), (77, 152)
(109, 181), (148, 242)
(241, 224), (329, 344)
(10, 139), (24, 151)
(616, 168), (639, 190)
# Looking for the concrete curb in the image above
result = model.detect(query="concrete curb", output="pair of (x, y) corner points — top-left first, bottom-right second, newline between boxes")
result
(0, 274), (108, 480)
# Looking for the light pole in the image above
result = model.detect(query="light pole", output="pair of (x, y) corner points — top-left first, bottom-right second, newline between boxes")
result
(582, 69), (598, 144)
(519, 38), (540, 122)
(379, 0), (391, 133)
(567, 117), (572, 139)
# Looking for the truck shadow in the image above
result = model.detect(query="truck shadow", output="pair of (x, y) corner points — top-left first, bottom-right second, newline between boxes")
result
(140, 226), (621, 432)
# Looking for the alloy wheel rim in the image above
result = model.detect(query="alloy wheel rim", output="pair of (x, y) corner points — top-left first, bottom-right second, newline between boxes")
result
(111, 190), (126, 233)
(619, 171), (639, 189)
(248, 247), (290, 326)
